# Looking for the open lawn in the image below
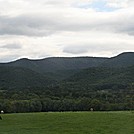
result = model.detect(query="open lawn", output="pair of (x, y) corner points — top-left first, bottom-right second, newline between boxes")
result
(0, 111), (134, 134)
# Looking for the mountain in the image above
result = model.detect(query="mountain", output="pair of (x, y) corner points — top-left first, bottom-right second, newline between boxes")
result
(0, 52), (133, 113)
(0, 66), (55, 89)
(62, 66), (134, 90)
(101, 52), (134, 67)
(1, 57), (108, 72)
(0, 52), (133, 89)
(0, 56), (108, 89)
(1, 52), (134, 72)
(0, 57), (108, 81)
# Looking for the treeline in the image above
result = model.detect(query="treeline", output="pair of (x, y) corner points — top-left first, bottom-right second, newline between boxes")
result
(0, 85), (134, 113)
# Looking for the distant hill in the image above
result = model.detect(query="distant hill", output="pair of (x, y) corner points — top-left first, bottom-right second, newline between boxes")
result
(1, 52), (134, 72)
(0, 57), (108, 81)
(1, 57), (107, 72)
(101, 52), (134, 67)
(62, 66), (134, 90)
(0, 52), (133, 89)
(0, 66), (55, 89)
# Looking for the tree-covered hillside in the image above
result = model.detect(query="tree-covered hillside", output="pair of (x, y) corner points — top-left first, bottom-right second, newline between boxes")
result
(0, 52), (133, 88)
(0, 66), (56, 89)
(0, 52), (134, 112)
(1, 57), (108, 73)
(101, 52), (134, 67)
(62, 66), (134, 90)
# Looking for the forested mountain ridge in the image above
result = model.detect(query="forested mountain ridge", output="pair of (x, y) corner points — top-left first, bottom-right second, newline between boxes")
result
(0, 52), (134, 112)
(0, 52), (134, 72)
(0, 52), (133, 89)
(0, 56), (108, 84)
(62, 66), (134, 90)
(101, 52), (134, 67)
(0, 57), (108, 73)
(0, 66), (56, 89)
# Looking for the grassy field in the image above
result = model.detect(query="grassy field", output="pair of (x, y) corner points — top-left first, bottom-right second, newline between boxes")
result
(0, 111), (133, 134)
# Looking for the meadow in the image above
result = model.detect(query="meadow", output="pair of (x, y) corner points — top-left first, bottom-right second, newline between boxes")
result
(0, 111), (133, 134)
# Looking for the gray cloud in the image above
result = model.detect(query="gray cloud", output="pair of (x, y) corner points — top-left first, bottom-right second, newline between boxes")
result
(63, 45), (88, 54)
(0, 15), (56, 36)
(0, 9), (134, 37)
(63, 40), (134, 55)
(2, 43), (22, 49)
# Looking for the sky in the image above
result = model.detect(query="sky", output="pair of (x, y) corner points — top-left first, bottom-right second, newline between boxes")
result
(0, 0), (134, 62)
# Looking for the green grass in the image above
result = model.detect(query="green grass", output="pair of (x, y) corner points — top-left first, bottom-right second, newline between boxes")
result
(0, 111), (134, 134)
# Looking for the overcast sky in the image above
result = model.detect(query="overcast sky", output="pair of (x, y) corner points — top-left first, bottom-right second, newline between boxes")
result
(0, 0), (134, 62)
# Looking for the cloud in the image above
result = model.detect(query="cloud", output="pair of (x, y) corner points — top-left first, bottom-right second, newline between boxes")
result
(63, 45), (88, 54)
(2, 43), (22, 49)
(0, 0), (134, 62)
(0, 8), (134, 37)
(0, 15), (56, 36)
(62, 31), (134, 56)
(0, 54), (20, 63)
(106, 0), (127, 8)
(0, 0), (133, 37)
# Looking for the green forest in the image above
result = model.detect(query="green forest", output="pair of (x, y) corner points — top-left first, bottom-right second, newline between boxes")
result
(0, 52), (134, 113)
(0, 84), (134, 113)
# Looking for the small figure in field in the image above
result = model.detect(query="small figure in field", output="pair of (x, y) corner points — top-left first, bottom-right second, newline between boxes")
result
(0, 116), (2, 120)
(1, 110), (4, 114)
(90, 108), (94, 112)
